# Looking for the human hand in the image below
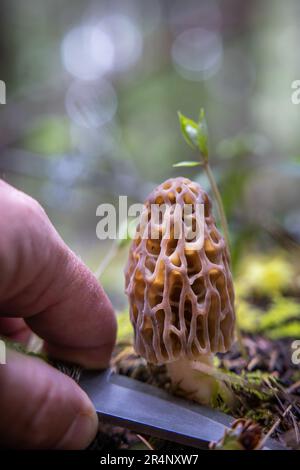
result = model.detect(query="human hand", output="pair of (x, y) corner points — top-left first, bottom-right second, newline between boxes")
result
(0, 180), (117, 449)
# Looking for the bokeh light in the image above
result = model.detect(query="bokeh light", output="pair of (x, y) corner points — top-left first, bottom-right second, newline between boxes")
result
(171, 28), (222, 81)
(65, 79), (118, 128)
(95, 14), (143, 73)
(61, 25), (114, 80)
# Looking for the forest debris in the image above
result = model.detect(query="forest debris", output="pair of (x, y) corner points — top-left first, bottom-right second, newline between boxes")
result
(209, 419), (263, 450)
(282, 427), (300, 449)
(87, 424), (140, 451)
(286, 381), (300, 394)
(256, 404), (292, 449)
(112, 333), (300, 450)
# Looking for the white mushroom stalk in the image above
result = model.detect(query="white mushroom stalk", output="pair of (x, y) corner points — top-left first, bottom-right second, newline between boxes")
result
(125, 177), (235, 406)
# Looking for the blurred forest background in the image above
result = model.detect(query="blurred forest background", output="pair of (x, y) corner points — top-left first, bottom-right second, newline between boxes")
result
(0, 0), (300, 339)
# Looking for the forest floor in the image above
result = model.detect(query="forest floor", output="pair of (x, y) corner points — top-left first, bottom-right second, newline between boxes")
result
(86, 334), (300, 451)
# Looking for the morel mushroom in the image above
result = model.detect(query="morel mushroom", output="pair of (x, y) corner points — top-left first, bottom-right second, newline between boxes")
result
(125, 177), (235, 405)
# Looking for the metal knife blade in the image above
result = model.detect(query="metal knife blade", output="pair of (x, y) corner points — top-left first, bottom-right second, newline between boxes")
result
(79, 369), (285, 450)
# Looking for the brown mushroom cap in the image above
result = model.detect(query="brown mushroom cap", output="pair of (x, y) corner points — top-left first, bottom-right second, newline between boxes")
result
(125, 177), (235, 365)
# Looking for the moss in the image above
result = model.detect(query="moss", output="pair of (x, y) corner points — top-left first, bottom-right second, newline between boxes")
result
(236, 299), (261, 332)
(291, 370), (300, 382)
(236, 294), (300, 339)
(117, 309), (134, 342)
(231, 370), (276, 402)
(236, 253), (294, 297)
(267, 321), (300, 339)
(259, 296), (300, 331)
(209, 366), (277, 420)
(245, 408), (275, 427)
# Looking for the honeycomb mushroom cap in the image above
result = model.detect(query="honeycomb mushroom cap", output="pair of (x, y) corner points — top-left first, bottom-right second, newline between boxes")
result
(125, 177), (235, 365)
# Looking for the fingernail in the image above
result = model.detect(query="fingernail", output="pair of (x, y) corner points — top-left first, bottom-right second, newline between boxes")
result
(56, 409), (98, 450)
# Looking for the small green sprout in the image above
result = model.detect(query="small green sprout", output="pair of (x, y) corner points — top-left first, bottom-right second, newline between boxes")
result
(177, 108), (208, 160)
(173, 161), (201, 168)
(175, 108), (230, 252)
(175, 108), (248, 359)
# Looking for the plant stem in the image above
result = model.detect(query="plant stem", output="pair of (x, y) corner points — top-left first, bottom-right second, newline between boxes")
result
(203, 160), (230, 250)
(94, 241), (119, 279)
(202, 159), (247, 360)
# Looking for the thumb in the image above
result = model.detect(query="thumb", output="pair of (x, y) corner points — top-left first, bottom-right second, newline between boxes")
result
(0, 348), (98, 449)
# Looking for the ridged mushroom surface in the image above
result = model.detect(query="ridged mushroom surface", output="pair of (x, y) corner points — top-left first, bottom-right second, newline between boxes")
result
(125, 177), (235, 365)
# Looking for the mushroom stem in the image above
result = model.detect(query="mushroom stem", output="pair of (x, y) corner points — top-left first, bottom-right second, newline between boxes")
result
(166, 355), (233, 407)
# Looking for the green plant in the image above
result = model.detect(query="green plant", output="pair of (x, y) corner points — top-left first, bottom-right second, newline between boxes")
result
(175, 108), (246, 358)
(175, 109), (230, 249)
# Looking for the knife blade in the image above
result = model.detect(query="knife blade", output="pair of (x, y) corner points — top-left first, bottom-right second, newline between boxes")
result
(79, 369), (285, 450)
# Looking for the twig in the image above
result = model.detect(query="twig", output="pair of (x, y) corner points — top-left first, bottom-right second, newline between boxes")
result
(289, 411), (300, 444)
(247, 356), (260, 371)
(112, 346), (135, 368)
(257, 404), (292, 449)
(203, 160), (230, 250)
(94, 241), (119, 279)
(136, 434), (154, 450)
(202, 160), (247, 360)
(286, 381), (300, 394)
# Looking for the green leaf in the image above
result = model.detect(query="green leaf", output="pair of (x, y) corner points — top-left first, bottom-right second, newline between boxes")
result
(197, 108), (208, 159)
(116, 309), (133, 341)
(177, 111), (198, 149)
(173, 161), (201, 168)
(177, 109), (209, 159)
